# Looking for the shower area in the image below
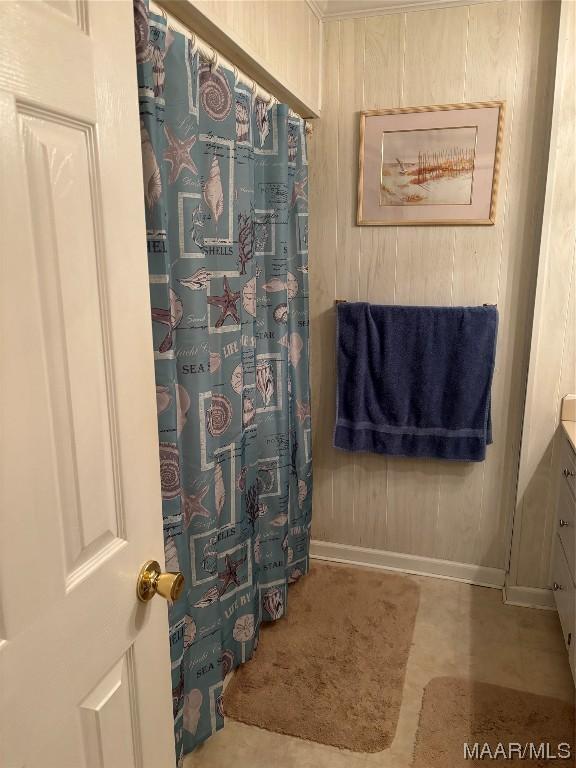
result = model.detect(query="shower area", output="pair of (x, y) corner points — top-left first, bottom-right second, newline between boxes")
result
(135, 1), (313, 761)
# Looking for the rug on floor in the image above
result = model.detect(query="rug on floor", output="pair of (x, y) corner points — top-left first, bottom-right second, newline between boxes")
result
(412, 676), (575, 767)
(224, 561), (420, 752)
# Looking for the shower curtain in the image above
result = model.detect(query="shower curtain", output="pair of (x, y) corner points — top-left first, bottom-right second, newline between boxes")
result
(134, 2), (312, 763)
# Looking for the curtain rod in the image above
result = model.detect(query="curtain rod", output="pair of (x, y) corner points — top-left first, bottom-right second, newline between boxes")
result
(149, 0), (310, 128)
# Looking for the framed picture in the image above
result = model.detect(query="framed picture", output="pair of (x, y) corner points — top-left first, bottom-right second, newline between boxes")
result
(357, 101), (505, 226)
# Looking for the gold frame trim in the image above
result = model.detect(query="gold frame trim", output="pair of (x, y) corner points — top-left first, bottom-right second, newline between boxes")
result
(357, 101), (506, 227)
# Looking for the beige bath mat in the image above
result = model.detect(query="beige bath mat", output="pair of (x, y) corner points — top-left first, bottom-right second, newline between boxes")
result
(224, 561), (420, 752)
(413, 677), (575, 767)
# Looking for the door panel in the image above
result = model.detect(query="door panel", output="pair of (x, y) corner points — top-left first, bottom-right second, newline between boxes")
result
(21, 108), (121, 581)
(0, 2), (175, 766)
(80, 652), (140, 768)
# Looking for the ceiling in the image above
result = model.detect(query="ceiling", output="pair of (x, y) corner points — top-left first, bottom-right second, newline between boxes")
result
(310, 0), (497, 20)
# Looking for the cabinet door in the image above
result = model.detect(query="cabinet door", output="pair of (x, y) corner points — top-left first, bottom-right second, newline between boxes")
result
(559, 432), (576, 499)
(551, 536), (575, 665)
(556, 472), (576, 583)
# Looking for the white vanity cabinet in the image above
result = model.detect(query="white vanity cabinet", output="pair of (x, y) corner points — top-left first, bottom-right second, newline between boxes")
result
(552, 426), (576, 682)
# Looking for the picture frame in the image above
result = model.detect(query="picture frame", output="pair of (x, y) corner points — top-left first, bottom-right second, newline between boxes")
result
(357, 101), (505, 226)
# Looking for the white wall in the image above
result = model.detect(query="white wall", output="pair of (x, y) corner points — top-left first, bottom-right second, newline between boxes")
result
(308, 1), (560, 579)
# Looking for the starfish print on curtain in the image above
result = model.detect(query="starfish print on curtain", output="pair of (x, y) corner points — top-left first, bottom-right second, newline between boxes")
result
(296, 400), (311, 423)
(208, 276), (241, 327)
(151, 306), (175, 352)
(182, 487), (210, 526)
(163, 124), (198, 184)
(291, 171), (308, 207)
(217, 554), (246, 595)
(151, 295), (183, 353)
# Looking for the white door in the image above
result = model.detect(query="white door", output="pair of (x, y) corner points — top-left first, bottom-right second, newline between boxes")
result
(0, 2), (176, 766)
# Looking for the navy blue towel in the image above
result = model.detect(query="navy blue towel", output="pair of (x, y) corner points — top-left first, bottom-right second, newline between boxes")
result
(334, 302), (498, 462)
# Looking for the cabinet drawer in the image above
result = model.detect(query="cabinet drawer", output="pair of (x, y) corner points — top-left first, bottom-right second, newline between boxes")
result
(551, 535), (575, 662)
(560, 433), (576, 498)
(557, 474), (576, 582)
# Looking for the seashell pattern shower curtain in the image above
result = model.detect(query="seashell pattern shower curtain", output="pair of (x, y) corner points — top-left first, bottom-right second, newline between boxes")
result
(134, 1), (312, 763)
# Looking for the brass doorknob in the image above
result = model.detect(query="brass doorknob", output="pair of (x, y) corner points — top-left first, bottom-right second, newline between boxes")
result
(137, 560), (184, 603)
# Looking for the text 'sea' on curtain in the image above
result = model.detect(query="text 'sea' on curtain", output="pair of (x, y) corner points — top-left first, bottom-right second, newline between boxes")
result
(134, 1), (313, 763)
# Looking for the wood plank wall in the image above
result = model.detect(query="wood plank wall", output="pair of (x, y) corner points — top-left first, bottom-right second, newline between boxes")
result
(186, 0), (322, 115)
(308, 1), (560, 574)
(509, 0), (576, 591)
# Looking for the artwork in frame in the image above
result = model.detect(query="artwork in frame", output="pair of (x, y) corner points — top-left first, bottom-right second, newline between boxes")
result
(357, 101), (505, 226)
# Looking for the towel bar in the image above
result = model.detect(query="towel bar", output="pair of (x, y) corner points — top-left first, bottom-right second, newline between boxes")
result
(335, 299), (497, 307)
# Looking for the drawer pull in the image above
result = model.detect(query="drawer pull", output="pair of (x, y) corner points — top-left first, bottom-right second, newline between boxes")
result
(559, 519), (570, 527)
(562, 468), (576, 478)
(553, 581), (564, 591)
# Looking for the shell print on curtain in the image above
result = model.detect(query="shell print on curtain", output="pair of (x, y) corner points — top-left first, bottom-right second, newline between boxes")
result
(134, 2), (313, 764)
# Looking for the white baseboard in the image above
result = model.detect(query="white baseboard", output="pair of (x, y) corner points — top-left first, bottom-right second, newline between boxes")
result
(310, 539), (506, 589)
(503, 583), (556, 610)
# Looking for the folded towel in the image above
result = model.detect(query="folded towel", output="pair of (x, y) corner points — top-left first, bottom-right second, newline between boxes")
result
(334, 303), (498, 462)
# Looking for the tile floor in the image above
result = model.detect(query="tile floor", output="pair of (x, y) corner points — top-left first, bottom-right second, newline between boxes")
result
(185, 561), (574, 768)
